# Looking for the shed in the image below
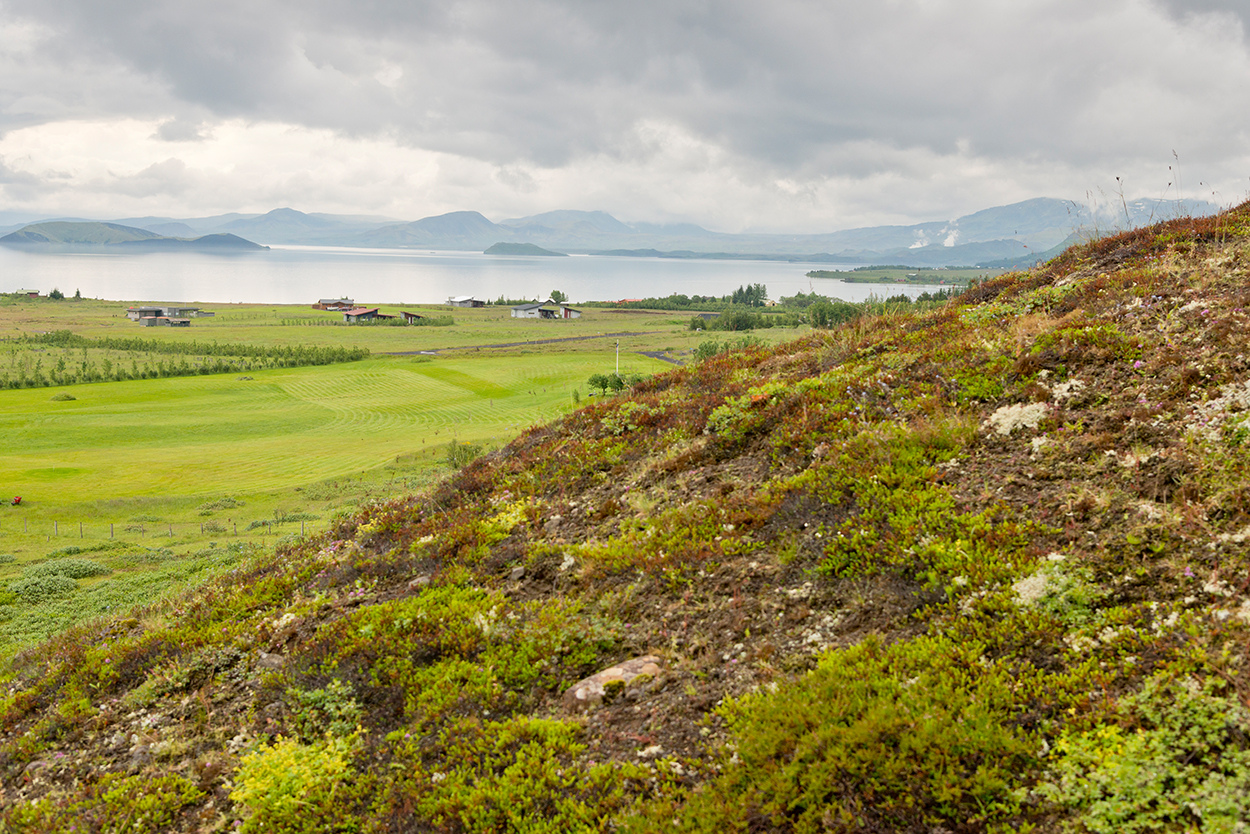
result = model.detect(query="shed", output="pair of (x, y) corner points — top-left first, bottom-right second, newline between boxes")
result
(511, 302), (546, 319)
(128, 306), (164, 321)
(400, 311), (425, 324)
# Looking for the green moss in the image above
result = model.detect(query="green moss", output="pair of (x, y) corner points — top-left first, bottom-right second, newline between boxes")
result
(1039, 674), (1250, 832)
(231, 733), (361, 833)
(5, 772), (203, 833)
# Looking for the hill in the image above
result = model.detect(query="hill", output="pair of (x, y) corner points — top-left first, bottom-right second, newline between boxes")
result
(483, 241), (567, 256)
(0, 221), (164, 245)
(0, 221), (267, 251)
(6, 205), (1250, 831)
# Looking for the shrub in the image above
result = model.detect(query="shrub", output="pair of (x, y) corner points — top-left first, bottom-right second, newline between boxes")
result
(657, 631), (1045, 832)
(198, 496), (244, 515)
(1039, 674), (1250, 832)
(4, 772), (202, 833)
(413, 716), (651, 832)
(231, 734), (360, 834)
(9, 574), (78, 603)
(446, 439), (484, 469)
(23, 558), (111, 579)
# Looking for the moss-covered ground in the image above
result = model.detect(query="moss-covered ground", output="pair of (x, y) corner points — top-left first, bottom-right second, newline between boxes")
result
(7, 205), (1250, 830)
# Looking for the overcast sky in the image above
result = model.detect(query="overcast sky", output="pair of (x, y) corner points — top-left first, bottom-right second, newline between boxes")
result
(0, 0), (1247, 232)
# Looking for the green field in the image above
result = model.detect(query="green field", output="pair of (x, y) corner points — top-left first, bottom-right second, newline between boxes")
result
(0, 295), (807, 654)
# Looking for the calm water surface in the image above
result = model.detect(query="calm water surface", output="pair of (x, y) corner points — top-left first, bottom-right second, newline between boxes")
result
(0, 245), (955, 305)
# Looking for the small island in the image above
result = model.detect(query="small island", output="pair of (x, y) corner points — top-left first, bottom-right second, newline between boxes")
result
(483, 242), (567, 257)
(807, 266), (1000, 284)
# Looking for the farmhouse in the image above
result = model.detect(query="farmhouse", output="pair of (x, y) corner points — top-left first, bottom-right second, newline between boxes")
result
(448, 296), (485, 308)
(511, 302), (548, 319)
(126, 304), (204, 321)
(137, 317), (191, 327)
(314, 298), (355, 310)
(342, 307), (380, 323)
(127, 306), (164, 321)
(400, 311), (425, 324)
(511, 303), (582, 319)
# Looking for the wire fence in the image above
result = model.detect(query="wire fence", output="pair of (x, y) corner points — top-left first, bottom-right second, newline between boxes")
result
(0, 517), (327, 543)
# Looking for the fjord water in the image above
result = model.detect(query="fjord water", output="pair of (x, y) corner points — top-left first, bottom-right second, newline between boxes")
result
(0, 244), (949, 304)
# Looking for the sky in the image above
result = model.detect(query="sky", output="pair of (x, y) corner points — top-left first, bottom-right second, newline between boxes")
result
(0, 0), (1248, 233)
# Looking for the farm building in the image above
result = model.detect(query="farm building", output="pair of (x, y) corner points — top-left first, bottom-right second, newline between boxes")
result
(127, 305), (202, 321)
(511, 303), (581, 319)
(342, 307), (380, 323)
(127, 306), (164, 321)
(447, 296), (485, 308)
(314, 298), (355, 310)
(511, 302), (548, 319)
(137, 317), (191, 327)
(400, 311), (425, 323)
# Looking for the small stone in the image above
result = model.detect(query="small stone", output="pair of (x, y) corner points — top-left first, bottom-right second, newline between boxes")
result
(563, 655), (664, 710)
(256, 652), (286, 670)
(408, 575), (431, 592)
(510, 566), (526, 581)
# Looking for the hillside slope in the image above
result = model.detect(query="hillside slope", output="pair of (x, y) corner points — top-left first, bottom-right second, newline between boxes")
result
(7, 206), (1250, 831)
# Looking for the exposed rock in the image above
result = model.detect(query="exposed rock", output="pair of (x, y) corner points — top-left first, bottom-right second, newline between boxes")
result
(985, 403), (1050, 436)
(563, 655), (663, 710)
(509, 566), (525, 581)
(256, 652), (286, 670)
(408, 575), (431, 592)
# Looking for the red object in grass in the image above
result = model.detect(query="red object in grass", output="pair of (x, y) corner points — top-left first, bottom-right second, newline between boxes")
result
(10, 497), (19, 506)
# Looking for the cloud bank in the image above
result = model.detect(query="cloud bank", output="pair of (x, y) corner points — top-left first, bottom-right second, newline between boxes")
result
(0, 0), (1247, 231)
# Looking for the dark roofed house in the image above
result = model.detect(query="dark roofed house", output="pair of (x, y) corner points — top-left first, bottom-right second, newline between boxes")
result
(511, 302), (547, 319)
(343, 307), (380, 323)
(128, 306), (164, 321)
(448, 296), (485, 308)
(400, 311), (425, 324)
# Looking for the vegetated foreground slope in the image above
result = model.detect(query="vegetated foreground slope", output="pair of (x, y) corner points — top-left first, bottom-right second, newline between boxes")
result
(7, 205), (1250, 831)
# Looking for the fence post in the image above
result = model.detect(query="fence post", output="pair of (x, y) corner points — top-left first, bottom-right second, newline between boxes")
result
(54, 521), (58, 536)
(111, 523), (114, 539)
(80, 522), (83, 539)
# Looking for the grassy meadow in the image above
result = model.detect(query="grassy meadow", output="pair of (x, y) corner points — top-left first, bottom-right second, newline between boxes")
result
(0, 294), (806, 654)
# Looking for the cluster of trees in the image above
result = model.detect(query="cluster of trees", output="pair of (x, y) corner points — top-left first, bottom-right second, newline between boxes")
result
(586, 284), (769, 313)
(689, 310), (803, 332)
(728, 283), (768, 307)
(491, 289), (568, 305)
(0, 332), (370, 390)
(586, 372), (645, 395)
(26, 331), (369, 363)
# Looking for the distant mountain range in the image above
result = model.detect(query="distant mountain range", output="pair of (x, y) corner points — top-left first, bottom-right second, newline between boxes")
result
(0, 197), (1219, 267)
(0, 221), (267, 252)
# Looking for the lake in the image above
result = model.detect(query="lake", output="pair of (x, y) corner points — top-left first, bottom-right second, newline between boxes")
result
(0, 244), (953, 305)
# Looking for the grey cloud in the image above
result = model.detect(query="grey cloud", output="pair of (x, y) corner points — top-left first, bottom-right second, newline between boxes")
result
(153, 118), (210, 141)
(106, 157), (193, 197)
(1, 0), (1249, 223)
